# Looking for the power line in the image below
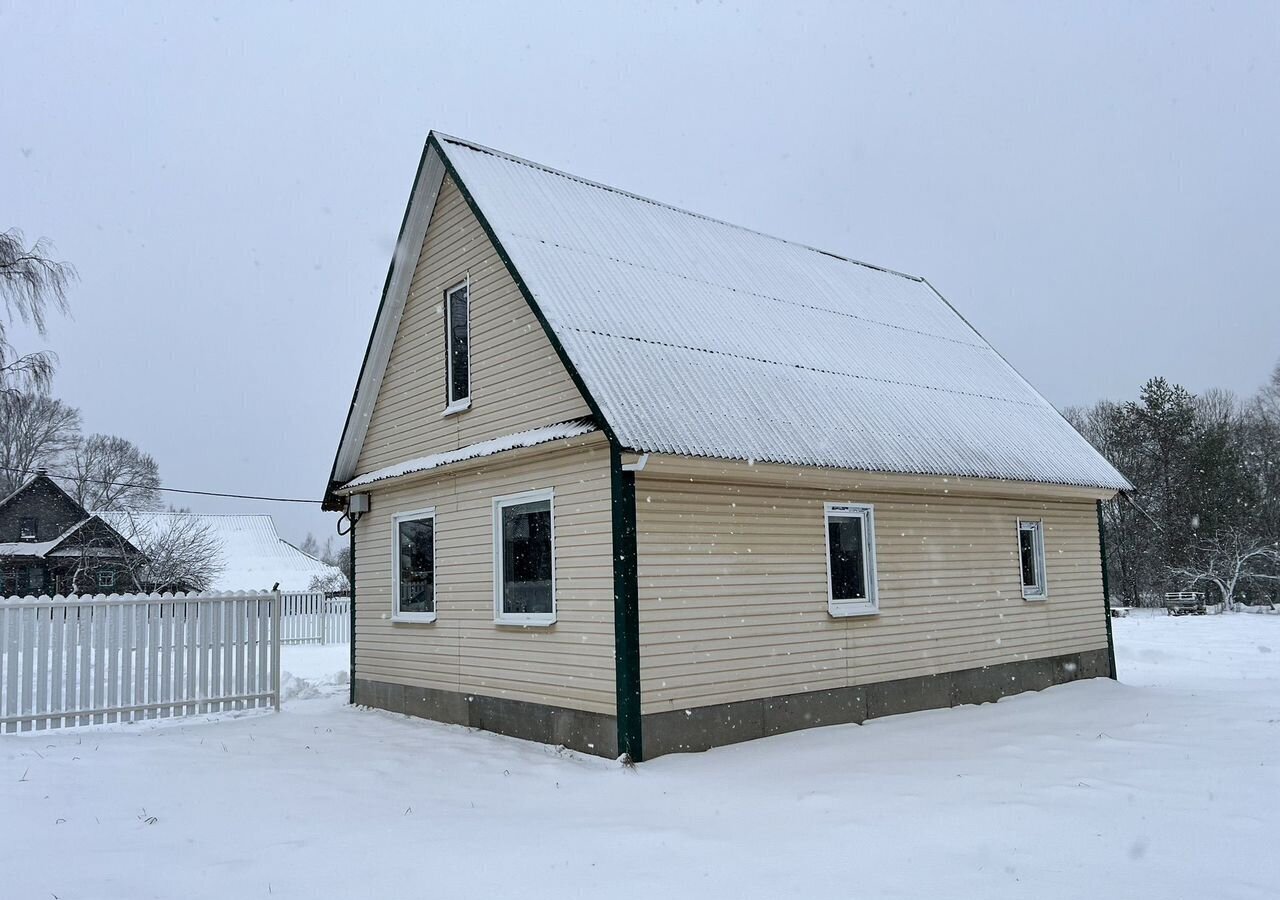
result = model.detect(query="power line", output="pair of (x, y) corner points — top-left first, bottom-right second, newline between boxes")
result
(1, 464), (322, 505)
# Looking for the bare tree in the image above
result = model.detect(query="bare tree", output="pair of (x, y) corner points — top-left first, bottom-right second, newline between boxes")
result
(308, 542), (351, 593)
(307, 567), (350, 593)
(298, 532), (321, 558)
(1167, 529), (1280, 609)
(0, 391), (81, 495)
(0, 229), (75, 394)
(109, 511), (225, 593)
(1195, 387), (1240, 428)
(68, 434), (161, 512)
(1260, 360), (1280, 424)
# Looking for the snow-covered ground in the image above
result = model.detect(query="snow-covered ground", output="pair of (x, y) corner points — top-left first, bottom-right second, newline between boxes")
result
(3, 616), (1277, 899)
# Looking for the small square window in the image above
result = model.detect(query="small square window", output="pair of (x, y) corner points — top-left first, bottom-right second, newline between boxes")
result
(98, 570), (116, 590)
(19, 517), (37, 541)
(1018, 520), (1047, 600)
(825, 503), (879, 616)
(393, 509), (436, 622)
(493, 489), (556, 625)
(444, 280), (470, 411)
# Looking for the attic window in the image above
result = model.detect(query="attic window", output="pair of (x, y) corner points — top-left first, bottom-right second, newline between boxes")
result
(19, 517), (37, 541)
(444, 280), (470, 413)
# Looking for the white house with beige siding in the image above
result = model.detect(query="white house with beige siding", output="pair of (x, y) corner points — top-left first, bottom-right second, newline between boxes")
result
(324, 132), (1131, 761)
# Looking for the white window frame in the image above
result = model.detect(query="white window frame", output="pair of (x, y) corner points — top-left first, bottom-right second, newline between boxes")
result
(493, 487), (556, 626)
(1018, 519), (1048, 600)
(392, 507), (438, 623)
(443, 277), (471, 415)
(97, 570), (115, 589)
(824, 502), (879, 617)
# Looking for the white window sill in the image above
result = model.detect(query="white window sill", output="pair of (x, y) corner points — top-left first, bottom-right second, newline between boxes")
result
(441, 398), (471, 417)
(392, 612), (437, 624)
(829, 602), (878, 618)
(1022, 592), (1048, 602)
(494, 614), (556, 627)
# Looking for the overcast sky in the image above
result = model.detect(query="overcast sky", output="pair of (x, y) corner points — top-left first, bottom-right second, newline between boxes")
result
(3, 1), (1277, 544)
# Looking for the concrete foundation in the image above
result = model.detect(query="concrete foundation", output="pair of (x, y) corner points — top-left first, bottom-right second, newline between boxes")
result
(353, 679), (619, 758)
(642, 648), (1112, 757)
(355, 647), (1111, 760)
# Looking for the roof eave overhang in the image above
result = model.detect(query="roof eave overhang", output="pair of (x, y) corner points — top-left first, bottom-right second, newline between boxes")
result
(336, 425), (606, 496)
(627, 451), (1128, 501)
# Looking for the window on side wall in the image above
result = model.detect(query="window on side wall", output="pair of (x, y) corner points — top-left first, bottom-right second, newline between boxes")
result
(825, 503), (878, 616)
(493, 489), (555, 625)
(1018, 519), (1047, 599)
(19, 517), (37, 541)
(98, 570), (115, 590)
(393, 509), (436, 622)
(444, 280), (470, 413)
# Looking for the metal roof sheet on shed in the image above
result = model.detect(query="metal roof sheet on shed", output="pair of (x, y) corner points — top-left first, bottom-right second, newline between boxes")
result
(433, 134), (1130, 491)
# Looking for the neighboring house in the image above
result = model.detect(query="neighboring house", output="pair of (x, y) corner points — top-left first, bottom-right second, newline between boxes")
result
(0, 471), (142, 597)
(323, 133), (1132, 761)
(102, 512), (341, 593)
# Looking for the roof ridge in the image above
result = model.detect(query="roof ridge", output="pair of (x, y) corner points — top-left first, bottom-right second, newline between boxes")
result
(98, 511), (274, 518)
(433, 132), (925, 284)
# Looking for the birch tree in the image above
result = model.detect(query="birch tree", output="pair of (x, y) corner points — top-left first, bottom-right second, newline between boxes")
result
(0, 229), (75, 394)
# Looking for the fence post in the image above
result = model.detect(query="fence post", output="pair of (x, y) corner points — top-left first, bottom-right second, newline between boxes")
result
(271, 589), (282, 711)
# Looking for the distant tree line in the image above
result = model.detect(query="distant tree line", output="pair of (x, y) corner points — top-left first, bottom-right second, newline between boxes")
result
(1066, 364), (1280, 607)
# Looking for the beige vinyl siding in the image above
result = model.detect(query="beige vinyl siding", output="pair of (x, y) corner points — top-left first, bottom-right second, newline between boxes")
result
(354, 435), (615, 714)
(635, 472), (1108, 714)
(356, 174), (591, 474)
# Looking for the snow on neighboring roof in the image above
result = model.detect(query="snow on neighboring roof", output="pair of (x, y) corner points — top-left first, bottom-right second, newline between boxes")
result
(0, 518), (94, 559)
(99, 513), (340, 592)
(0, 538), (65, 558)
(343, 419), (597, 491)
(427, 134), (1131, 492)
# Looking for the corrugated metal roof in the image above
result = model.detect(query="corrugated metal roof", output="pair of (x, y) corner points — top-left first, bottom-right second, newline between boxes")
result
(437, 134), (1130, 491)
(100, 513), (340, 592)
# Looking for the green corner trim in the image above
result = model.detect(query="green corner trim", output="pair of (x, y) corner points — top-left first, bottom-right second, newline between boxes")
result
(434, 132), (641, 756)
(348, 515), (358, 704)
(1097, 500), (1117, 680)
(610, 443), (643, 761)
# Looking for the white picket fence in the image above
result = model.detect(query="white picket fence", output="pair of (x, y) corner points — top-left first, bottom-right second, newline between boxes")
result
(0, 592), (281, 733)
(280, 591), (351, 645)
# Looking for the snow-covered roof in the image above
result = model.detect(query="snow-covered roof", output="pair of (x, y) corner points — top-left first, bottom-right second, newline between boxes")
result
(0, 536), (71, 558)
(0, 517), (112, 559)
(344, 419), (596, 491)
(329, 133), (1131, 495)
(100, 513), (340, 592)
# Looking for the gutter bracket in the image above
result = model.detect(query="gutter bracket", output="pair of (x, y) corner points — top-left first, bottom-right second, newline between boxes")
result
(621, 453), (650, 473)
